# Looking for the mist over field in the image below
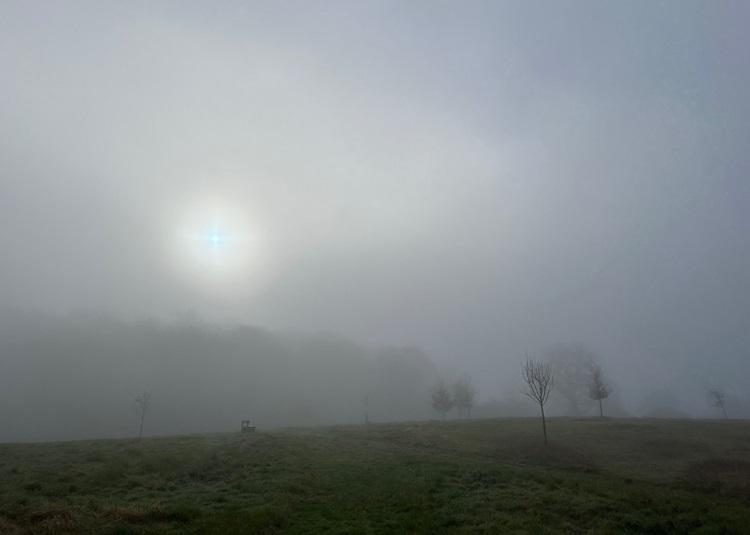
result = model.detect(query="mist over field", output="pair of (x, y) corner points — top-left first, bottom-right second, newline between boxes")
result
(1, 1), (749, 442)
(3, 3), (750, 533)
(0, 310), (747, 443)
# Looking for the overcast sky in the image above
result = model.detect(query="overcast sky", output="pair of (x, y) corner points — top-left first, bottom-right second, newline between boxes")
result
(1, 1), (748, 409)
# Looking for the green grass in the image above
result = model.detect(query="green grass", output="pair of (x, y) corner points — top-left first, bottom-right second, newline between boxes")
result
(1, 418), (749, 533)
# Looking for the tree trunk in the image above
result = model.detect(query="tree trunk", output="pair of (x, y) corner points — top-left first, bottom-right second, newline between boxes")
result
(599, 398), (603, 418)
(138, 412), (145, 439)
(540, 403), (548, 445)
(722, 405), (728, 419)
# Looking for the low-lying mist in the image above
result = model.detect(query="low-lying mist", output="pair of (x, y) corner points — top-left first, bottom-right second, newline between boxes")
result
(0, 312), (441, 442)
(2, 311), (747, 443)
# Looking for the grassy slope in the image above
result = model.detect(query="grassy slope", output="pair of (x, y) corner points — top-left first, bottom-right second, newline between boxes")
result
(1, 418), (749, 534)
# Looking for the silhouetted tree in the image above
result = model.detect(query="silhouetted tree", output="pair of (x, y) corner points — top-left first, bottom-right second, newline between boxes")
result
(431, 380), (454, 420)
(587, 362), (610, 418)
(547, 344), (596, 416)
(522, 356), (554, 445)
(363, 394), (369, 425)
(708, 389), (728, 419)
(452, 374), (477, 419)
(133, 392), (151, 439)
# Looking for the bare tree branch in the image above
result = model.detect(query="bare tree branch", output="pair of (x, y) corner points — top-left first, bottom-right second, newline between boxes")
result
(522, 356), (554, 444)
(707, 389), (728, 419)
(587, 362), (610, 418)
(133, 391), (151, 439)
(431, 380), (454, 421)
(452, 374), (477, 419)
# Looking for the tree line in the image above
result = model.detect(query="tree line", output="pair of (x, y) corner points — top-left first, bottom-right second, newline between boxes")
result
(429, 375), (478, 421)
(428, 349), (737, 447)
(430, 354), (612, 445)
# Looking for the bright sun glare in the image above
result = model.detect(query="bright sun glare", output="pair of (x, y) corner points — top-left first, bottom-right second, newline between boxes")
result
(169, 196), (268, 293)
(207, 226), (226, 248)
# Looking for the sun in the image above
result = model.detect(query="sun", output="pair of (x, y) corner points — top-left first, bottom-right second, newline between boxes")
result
(207, 226), (226, 248)
(167, 195), (269, 293)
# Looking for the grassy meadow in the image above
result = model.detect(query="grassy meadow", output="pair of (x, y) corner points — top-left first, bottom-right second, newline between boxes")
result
(1, 418), (749, 534)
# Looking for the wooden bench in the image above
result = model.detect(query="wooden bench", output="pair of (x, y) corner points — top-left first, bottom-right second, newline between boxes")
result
(241, 420), (256, 433)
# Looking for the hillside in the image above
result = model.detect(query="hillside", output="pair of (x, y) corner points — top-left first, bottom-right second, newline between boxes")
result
(0, 314), (439, 442)
(1, 418), (749, 533)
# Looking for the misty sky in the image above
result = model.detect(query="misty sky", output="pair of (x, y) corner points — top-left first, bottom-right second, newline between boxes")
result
(1, 1), (748, 410)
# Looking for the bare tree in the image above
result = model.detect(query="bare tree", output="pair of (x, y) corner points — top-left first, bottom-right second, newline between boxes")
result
(133, 392), (151, 439)
(587, 362), (610, 418)
(363, 394), (369, 425)
(547, 344), (596, 416)
(522, 356), (554, 445)
(708, 389), (728, 419)
(431, 380), (454, 421)
(452, 374), (478, 419)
